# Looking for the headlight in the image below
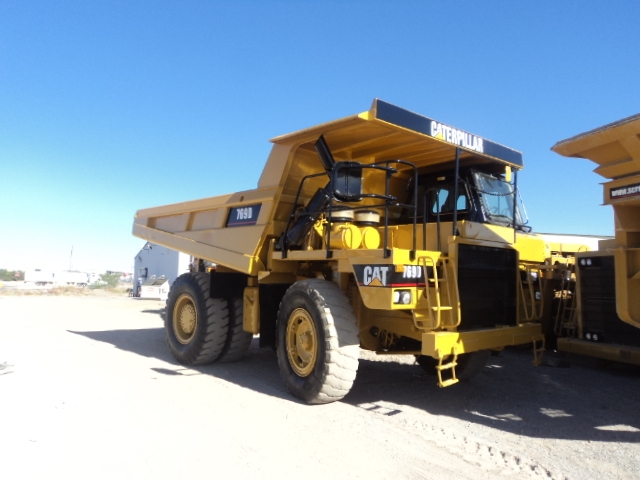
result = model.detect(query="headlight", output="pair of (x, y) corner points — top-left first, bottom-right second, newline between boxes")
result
(586, 333), (591, 340)
(401, 291), (411, 304)
(586, 259), (592, 266)
(393, 289), (412, 305)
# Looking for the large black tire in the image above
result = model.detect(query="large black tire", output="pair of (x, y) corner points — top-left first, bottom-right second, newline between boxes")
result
(415, 354), (438, 374)
(218, 296), (253, 363)
(416, 350), (490, 381)
(276, 279), (359, 404)
(165, 273), (229, 365)
(455, 350), (490, 380)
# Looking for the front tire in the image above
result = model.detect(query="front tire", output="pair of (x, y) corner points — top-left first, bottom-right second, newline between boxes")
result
(455, 350), (491, 380)
(276, 279), (359, 404)
(165, 273), (229, 365)
(416, 350), (490, 380)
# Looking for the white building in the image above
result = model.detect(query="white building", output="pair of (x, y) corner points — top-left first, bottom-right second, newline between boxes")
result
(536, 233), (613, 253)
(133, 243), (191, 297)
(24, 269), (95, 287)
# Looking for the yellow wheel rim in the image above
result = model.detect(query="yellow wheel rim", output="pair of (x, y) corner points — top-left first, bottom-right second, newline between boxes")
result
(286, 308), (318, 377)
(173, 293), (198, 345)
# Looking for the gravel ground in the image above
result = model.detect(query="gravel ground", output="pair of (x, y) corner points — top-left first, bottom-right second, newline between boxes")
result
(0, 293), (639, 479)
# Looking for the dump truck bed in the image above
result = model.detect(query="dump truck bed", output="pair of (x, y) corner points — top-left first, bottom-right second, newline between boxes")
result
(133, 99), (523, 275)
(552, 113), (640, 181)
(552, 112), (640, 328)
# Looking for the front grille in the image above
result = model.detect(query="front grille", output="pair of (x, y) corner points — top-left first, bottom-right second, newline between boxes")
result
(579, 255), (640, 347)
(457, 244), (517, 330)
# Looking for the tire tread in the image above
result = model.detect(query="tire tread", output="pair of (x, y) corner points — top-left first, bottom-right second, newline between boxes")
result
(219, 296), (253, 362)
(277, 279), (360, 404)
(165, 273), (229, 365)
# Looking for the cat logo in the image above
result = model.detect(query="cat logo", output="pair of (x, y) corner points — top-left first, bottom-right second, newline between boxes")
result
(362, 266), (389, 286)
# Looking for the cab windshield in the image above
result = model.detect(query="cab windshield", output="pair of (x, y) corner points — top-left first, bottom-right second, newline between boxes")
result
(473, 171), (528, 227)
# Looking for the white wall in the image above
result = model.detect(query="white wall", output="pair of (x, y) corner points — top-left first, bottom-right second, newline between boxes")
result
(537, 233), (611, 252)
(133, 243), (191, 294)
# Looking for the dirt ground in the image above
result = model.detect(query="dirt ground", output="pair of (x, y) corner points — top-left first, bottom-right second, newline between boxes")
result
(1, 293), (639, 480)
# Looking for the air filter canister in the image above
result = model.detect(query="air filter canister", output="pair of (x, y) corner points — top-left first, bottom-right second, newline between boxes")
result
(330, 209), (355, 224)
(354, 210), (380, 227)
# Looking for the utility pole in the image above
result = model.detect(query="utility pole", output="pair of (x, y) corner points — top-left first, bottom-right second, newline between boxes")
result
(69, 246), (73, 271)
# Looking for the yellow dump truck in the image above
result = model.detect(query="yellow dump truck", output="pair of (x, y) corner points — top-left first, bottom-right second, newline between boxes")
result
(552, 113), (640, 365)
(133, 99), (547, 404)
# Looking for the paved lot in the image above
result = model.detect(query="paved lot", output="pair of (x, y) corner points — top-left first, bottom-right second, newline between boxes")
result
(1, 294), (639, 479)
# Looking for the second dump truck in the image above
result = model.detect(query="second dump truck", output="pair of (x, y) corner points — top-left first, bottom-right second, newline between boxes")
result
(551, 113), (640, 365)
(133, 100), (547, 404)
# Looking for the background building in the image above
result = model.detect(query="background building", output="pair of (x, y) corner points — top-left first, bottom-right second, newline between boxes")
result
(133, 243), (191, 296)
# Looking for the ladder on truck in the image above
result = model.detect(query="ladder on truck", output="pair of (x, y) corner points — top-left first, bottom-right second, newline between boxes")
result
(554, 265), (578, 337)
(416, 256), (461, 387)
(519, 265), (545, 322)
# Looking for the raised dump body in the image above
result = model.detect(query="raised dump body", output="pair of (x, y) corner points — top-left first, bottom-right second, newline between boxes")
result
(134, 99), (547, 403)
(552, 113), (640, 364)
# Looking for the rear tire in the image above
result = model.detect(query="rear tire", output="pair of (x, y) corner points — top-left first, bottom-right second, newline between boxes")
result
(165, 273), (229, 365)
(276, 279), (359, 404)
(218, 296), (253, 362)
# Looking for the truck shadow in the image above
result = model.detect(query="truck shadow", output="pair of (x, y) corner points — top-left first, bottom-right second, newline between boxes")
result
(69, 327), (640, 443)
(346, 349), (640, 444)
(68, 327), (293, 402)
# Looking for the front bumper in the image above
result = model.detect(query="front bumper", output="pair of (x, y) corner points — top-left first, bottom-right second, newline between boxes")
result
(421, 323), (543, 358)
(557, 337), (640, 366)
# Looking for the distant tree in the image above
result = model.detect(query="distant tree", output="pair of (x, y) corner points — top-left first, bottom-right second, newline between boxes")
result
(0, 269), (24, 281)
(97, 273), (121, 288)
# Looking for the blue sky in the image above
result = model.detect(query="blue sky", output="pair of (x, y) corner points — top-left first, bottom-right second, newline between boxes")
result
(1, 1), (638, 273)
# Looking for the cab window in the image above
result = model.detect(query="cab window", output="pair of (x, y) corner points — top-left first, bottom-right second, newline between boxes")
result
(429, 183), (469, 215)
